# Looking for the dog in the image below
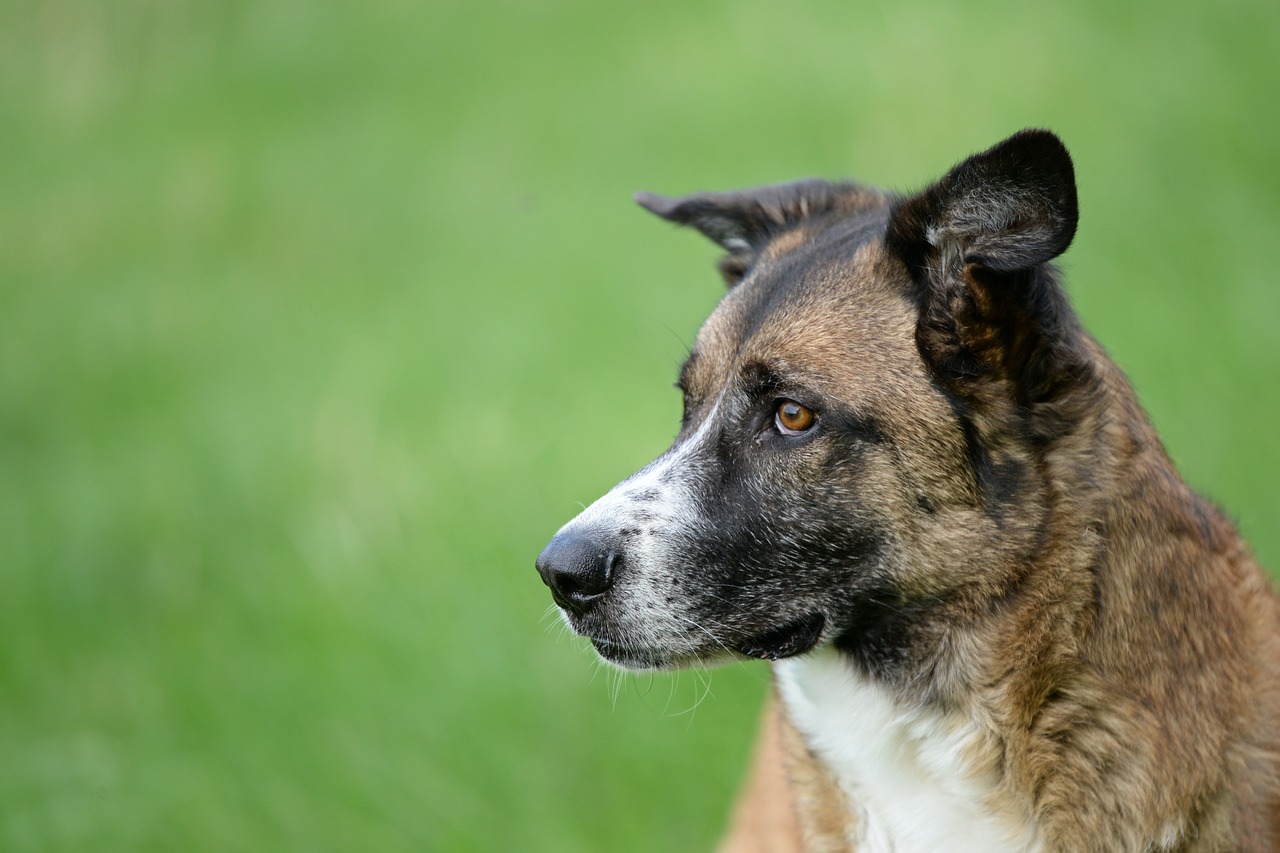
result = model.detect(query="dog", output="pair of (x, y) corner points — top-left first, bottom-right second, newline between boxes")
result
(535, 130), (1280, 852)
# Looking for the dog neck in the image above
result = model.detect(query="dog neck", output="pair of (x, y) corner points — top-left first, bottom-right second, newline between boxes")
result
(774, 647), (1044, 853)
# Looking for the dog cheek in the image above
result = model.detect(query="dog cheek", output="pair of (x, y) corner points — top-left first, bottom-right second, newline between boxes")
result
(693, 494), (882, 624)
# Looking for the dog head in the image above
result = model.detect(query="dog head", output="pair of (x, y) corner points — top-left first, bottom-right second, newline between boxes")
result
(537, 130), (1084, 676)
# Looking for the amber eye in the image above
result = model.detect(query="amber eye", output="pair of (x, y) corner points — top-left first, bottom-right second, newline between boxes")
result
(775, 400), (816, 435)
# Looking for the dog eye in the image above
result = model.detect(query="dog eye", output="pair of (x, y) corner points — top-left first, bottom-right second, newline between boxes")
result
(775, 400), (816, 435)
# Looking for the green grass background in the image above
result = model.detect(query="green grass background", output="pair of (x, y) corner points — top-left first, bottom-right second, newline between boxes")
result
(2, 1), (1278, 850)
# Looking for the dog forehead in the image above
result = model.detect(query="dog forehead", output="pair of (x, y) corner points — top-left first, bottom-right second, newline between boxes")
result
(691, 241), (920, 393)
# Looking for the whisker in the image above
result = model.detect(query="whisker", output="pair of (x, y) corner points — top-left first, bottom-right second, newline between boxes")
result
(672, 664), (715, 724)
(663, 669), (679, 716)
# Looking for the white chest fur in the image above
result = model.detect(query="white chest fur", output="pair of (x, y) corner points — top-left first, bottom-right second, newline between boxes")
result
(774, 648), (1042, 853)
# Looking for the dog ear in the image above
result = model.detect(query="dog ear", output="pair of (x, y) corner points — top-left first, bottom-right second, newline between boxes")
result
(887, 129), (1078, 275)
(886, 130), (1082, 400)
(636, 180), (843, 286)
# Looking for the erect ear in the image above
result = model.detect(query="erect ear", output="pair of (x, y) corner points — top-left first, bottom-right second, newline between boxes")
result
(636, 179), (845, 286)
(887, 129), (1078, 274)
(886, 130), (1082, 397)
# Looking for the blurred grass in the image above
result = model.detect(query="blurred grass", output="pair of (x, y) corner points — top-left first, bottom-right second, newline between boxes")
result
(0, 0), (1277, 850)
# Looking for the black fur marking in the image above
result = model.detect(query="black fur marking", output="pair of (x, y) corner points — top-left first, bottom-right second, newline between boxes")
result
(739, 361), (788, 397)
(958, 412), (1025, 512)
(825, 408), (887, 446)
(982, 454), (1028, 511)
(833, 586), (942, 680)
(938, 389), (993, 491)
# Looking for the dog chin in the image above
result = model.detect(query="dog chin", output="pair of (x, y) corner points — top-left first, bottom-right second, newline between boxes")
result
(588, 638), (703, 671)
(587, 611), (828, 671)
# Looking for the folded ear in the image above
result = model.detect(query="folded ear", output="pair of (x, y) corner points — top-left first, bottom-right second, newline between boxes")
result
(886, 130), (1082, 399)
(636, 179), (845, 286)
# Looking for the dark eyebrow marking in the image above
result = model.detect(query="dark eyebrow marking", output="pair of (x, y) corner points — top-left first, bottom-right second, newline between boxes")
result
(739, 360), (787, 397)
(825, 407), (887, 444)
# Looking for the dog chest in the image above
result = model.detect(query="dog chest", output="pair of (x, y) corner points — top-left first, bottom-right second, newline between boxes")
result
(774, 648), (1042, 853)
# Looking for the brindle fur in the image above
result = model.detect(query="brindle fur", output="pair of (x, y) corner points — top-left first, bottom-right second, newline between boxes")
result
(542, 131), (1280, 851)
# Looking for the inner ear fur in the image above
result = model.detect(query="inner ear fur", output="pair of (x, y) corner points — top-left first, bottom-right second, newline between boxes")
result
(886, 129), (1084, 403)
(635, 179), (852, 286)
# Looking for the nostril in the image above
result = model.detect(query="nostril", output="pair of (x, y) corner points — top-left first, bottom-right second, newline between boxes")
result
(535, 535), (620, 614)
(555, 570), (592, 600)
(558, 549), (611, 605)
(602, 550), (622, 587)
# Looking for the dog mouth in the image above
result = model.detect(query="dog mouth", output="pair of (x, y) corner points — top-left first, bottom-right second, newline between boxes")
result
(588, 611), (827, 669)
(735, 611), (826, 661)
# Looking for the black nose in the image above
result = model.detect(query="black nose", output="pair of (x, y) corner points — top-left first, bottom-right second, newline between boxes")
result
(536, 534), (619, 614)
